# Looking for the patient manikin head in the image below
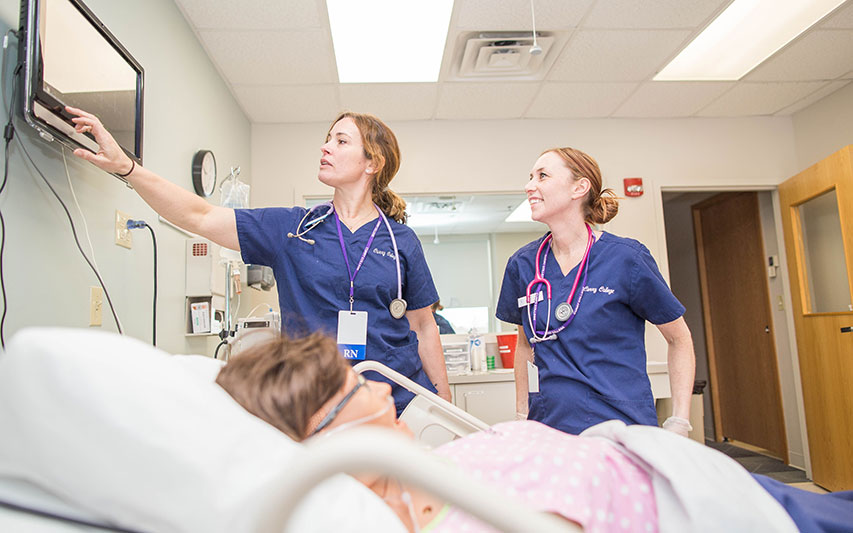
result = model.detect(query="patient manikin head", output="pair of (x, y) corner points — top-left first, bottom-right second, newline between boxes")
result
(305, 369), (411, 439)
(216, 333), (427, 533)
(215, 332), (409, 441)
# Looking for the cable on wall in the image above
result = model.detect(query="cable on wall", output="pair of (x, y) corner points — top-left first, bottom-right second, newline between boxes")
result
(127, 219), (157, 346)
(14, 136), (124, 334)
(0, 31), (21, 349)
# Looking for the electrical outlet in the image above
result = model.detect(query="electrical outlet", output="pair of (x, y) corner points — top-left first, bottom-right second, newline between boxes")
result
(90, 286), (103, 326)
(115, 210), (132, 248)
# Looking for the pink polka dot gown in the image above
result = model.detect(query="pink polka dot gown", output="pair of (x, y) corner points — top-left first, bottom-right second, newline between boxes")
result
(431, 420), (658, 532)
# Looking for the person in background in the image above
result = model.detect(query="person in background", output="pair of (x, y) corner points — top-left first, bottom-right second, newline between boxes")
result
(496, 147), (695, 437)
(431, 301), (455, 334)
(67, 106), (451, 413)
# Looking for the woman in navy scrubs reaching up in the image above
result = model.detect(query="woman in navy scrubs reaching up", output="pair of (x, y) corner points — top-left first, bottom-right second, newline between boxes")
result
(496, 147), (695, 436)
(68, 106), (451, 413)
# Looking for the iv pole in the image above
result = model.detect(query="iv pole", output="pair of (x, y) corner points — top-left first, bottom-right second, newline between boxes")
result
(216, 166), (244, 361)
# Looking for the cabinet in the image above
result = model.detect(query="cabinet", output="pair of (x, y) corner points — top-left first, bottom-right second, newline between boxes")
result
(449, 372), (516, 425)
(446, 362), (671, 427)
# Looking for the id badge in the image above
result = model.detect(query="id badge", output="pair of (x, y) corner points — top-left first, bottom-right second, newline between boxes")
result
(517, 290), (544, 308)
(527, 360), (540, 393)
(337, 310), (368, 360)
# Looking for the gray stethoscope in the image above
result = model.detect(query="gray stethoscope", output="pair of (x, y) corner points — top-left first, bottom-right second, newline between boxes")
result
(288, 202), (408, 319)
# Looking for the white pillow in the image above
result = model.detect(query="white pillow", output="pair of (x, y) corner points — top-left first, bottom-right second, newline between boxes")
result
(0, 328), (404, 533)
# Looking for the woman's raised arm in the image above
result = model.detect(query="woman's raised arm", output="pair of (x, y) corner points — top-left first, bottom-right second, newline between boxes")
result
(67, 106), (239, 251)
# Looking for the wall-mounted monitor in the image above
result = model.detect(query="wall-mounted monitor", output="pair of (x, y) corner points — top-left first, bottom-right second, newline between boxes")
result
(18, 0), (144, 177)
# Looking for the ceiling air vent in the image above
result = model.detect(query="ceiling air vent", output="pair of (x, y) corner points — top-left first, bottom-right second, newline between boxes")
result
(448, 31), (567, 81)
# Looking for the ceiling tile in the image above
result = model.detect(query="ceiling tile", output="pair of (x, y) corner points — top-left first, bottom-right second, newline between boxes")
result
(339, 84), (439, 121)
(436, 83), (541, 119)
(821, 2), (853, 28)
(526, 82), (637, 118)
(582, 0), (727, 29)
(233, 85), (338, 123)
(696, 82), (828, 116)
(198, 30), (336, 85)
(454, 0), (593, 30)
(548, 30), (692, 81)
(745, 30), (853, 81)
(613, 81), (735, 117)
(175, 0), (324, 30)
(173, 0), (853, 122)
(775, 80), (851, 115)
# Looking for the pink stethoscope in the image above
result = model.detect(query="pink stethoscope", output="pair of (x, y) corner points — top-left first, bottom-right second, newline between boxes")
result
(526, 224), (595, 344)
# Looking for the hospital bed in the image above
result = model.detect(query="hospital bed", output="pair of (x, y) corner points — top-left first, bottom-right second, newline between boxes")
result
(0, 328), (576, 533)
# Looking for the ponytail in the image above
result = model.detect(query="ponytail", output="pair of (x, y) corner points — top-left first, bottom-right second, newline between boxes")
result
(588, 188), (619, 225)
(373, 186), (408, 224)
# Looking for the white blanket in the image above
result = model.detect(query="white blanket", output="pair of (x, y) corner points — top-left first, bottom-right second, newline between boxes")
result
(581, 420), (798, 533)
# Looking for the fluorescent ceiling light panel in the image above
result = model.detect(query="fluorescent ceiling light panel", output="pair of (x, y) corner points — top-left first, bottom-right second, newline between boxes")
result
(327, 0), (454, 83)
(655, 0), (846, 81)
(505, 199), (532, 223)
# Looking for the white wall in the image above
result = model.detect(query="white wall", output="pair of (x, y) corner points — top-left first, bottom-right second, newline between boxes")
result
(252, 116), (799, 360)
(758, 191), (805, 468)
(662, 191), (716, 438)
(492, 230), (545, 332)
(792, 81), (853, 170)
(420, 230), (545, 334)
(421, 233), (492, 310)
(0, 0), (252, 355)
(253, 116), (800, 279)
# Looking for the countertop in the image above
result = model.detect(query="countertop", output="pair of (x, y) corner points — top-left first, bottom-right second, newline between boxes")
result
(450, 361), (669, 385)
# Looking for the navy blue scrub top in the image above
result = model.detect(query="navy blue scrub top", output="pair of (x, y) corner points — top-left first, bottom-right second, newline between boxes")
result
(496, 232), (685, 435)
(235, 207), (440, 413)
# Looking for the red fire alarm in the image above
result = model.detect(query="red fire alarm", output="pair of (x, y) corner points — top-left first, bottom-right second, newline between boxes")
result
(624, 177), (644, 197)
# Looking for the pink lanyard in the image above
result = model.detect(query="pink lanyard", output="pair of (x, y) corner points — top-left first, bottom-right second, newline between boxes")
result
(527, 224), (595, 343)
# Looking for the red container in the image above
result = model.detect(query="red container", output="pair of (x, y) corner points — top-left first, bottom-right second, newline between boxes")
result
(496, 333), (518, 369)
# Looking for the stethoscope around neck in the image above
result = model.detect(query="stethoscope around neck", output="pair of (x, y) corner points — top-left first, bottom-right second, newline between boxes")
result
(526, 224), (595, 344)
(288, 202), (407, 319)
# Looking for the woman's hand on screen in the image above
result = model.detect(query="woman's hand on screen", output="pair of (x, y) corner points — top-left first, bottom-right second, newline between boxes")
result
(66, 106), (134, 175)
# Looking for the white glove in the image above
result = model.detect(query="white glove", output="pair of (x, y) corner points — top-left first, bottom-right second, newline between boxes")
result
(662, 416), (692, 437)
(515, 412), (528, 421)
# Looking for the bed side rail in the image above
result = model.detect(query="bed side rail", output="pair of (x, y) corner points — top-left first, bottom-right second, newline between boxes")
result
(354, 360), (490, 436)
(258, 426), (581, 533)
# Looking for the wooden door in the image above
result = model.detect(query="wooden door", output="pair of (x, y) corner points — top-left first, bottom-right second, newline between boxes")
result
(693, 192), (788, 459)
(779, 145), (853, 491)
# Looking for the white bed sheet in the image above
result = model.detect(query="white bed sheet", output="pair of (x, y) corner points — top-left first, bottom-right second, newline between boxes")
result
(0, 328), (405, 533)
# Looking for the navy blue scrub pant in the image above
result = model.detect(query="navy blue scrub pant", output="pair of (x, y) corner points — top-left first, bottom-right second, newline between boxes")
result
(753, 474), (853, 532)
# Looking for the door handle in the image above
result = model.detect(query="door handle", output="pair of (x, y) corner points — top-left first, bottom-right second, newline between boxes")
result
(842, 326), (853, 333)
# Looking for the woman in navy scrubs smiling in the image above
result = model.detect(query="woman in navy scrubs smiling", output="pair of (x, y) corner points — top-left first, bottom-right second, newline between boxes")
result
(68, 106), (451, 413)
(496, 147), (695, 436)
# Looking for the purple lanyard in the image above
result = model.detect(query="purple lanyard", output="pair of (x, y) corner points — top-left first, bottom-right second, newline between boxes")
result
(334, 206), (382, 311)
(531, 233), (594, 336)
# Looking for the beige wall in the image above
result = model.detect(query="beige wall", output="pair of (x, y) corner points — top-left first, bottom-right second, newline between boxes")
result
(792, 82), (853, 170)
(492, 231), (545, 332)
(253, 116), (799, 265)
(252, 116), (799, 360)
(758, 192), (805, 469)
(662, 192), (716, 438)
(0, 0), (252, 355)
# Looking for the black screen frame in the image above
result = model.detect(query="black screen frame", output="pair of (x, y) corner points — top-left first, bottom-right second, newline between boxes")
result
(18, 0), (145, 175)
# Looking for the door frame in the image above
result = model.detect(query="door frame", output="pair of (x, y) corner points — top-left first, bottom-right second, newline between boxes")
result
(656, 185), (811, 476)
(693, 192), (788, 460)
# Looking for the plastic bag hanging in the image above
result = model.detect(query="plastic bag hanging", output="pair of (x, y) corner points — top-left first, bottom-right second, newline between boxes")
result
(220, 166), (250, 209)
(219, 166), (248, 265)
